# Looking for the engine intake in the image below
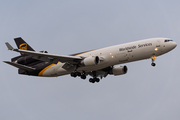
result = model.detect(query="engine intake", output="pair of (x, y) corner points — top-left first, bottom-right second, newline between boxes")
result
(110, 65), (128, 76)
(81, 56), (100, 66)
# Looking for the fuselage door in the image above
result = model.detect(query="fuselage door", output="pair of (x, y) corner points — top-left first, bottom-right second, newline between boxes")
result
(156, 40), (163, 53)
(156, 40), (161, 47)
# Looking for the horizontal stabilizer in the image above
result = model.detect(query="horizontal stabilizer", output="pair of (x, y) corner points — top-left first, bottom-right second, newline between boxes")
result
(3, 61), (36, 71)
(5, 42), (14, 50)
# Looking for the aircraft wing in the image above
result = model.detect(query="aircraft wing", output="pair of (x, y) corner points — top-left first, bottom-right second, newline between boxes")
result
(5, 42), (83, 64)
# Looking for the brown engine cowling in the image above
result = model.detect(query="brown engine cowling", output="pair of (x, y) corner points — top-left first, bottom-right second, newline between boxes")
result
(110, 65), (128, 76)
(81, 56), (100, 66)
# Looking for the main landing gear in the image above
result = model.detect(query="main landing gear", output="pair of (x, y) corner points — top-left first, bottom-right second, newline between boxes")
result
(88, 71), (100, 83)
(151, 56), (156, 67)
(89, 78), (100, 83)
(70, 71), (86, 80)
(70, 71), (101, 83)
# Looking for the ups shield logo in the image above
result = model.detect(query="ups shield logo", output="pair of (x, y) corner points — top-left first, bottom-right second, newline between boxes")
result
(19, 43), (27, 50)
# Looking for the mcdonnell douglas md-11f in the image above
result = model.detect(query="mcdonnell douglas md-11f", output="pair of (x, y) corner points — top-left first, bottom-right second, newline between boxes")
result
(4, 37), (177, 83)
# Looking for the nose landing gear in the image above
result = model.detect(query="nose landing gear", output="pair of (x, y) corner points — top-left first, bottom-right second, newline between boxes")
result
(151, 56), (156, 67)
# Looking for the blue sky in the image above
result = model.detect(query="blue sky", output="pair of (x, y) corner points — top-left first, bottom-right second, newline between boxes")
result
(0, 1), (180, 120)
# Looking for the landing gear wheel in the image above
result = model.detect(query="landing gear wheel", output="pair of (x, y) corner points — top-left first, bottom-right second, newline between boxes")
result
(81, 75), (86, 80)
(77, 72), (81, 77)
(89, 78), (100, 83)
(89, 78), (95, 83)
(95, 78), (100, 82)
(151, 63), (156, 67)
(70, 73), (74, 77)
(70, 72), (77, 77)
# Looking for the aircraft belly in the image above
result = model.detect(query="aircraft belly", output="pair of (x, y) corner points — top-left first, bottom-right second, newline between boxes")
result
(41, 63), (64, 77)
(41, 62), (112, 77)
(42, 66), (57, 77)
(77, 63), (112, 73)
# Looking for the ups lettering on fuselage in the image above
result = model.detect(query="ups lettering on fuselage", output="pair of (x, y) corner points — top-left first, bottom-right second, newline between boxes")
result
(119, 43), (152, 52)
(119, 46), (136, 51)
(138, 43), (152, 48)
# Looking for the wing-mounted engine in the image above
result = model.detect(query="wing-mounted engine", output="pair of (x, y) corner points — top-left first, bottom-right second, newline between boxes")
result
(81, 56), (100, 66)
(85, 65), (128, 83)
(109, 65), (128, 76)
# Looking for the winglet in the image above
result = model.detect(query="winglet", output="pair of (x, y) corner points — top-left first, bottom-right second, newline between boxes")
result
(5, 42), (14, 50)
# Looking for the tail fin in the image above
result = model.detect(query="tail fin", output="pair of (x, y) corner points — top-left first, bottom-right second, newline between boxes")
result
(14, 37), (35, 53)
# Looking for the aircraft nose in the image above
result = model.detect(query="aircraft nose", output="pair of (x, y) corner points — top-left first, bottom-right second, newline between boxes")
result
(172, 42), (177, 49)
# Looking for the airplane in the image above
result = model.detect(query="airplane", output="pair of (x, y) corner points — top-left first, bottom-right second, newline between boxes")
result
(4, 37), (177, 83)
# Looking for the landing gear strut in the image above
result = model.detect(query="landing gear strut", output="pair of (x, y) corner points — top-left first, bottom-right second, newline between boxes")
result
(89, 71), (100, 83)
(151, 56), (156, 67)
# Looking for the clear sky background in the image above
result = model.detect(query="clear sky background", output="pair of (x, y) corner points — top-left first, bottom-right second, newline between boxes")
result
(0, 0), (180, 120)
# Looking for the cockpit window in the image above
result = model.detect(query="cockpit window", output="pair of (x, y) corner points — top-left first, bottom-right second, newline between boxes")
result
(165, 40), (173, 42)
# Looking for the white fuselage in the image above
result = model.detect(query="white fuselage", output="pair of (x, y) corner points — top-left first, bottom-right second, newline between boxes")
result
(42, 38), (177, 77)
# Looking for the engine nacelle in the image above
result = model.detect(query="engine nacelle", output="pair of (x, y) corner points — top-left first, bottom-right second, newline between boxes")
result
(15, 56), (38, 65)
(110, 65), (128, 76)
(81, 56), (100, 66)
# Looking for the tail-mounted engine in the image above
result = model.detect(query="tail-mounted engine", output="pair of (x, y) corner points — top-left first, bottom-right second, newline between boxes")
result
(109, 65), (128, 76)
(81, 56), (100, 66)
